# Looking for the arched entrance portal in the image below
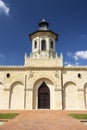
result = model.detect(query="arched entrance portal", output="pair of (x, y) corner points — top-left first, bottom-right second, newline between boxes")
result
(38, 82), (50, 109)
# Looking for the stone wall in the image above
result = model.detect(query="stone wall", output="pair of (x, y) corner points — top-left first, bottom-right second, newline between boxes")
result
(0, 66), (87, 110)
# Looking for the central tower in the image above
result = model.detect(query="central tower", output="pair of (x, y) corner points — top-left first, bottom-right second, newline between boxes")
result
(29, 19), (58, 59)
(25, 19), (63, 67)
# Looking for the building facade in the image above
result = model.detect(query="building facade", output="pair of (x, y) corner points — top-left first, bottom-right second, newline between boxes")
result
(0, 19), (87, 110)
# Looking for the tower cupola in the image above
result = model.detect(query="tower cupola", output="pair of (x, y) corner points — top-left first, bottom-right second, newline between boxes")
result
(29, 19), (59, 59)
(25, 19), (63, 67)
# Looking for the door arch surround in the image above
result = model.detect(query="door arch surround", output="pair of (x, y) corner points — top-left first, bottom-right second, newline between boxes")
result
(33, 78), (54, 109)
(38, 82), (50, 109)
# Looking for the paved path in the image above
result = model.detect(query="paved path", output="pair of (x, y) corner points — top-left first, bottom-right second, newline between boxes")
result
(0, 110), (87, 130)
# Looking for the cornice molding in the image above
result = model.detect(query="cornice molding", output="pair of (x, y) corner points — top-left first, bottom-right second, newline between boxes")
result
(63, 66), (87, 71)
(0, 66), (87, 71)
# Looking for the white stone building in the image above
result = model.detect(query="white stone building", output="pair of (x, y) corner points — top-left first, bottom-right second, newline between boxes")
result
(0, 19), (87, 110)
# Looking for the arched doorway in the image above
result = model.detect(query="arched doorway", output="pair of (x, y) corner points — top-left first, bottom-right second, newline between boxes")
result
(64, 81), (78, 109)
(9, 81), (24, 110)
(38, 82), (50, 109)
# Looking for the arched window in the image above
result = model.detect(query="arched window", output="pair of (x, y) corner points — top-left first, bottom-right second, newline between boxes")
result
(34, 41), (37, 49)
(50, 41), (53, 49)
(41, 40), (46, 50)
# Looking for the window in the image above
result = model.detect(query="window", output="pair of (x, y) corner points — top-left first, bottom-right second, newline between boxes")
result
(50, 41), (53, 49)
(41, 40), (46, 50)
(34, 41), (37, 49)
(78, 73), (81, 78)
(6, 73), (10, 78)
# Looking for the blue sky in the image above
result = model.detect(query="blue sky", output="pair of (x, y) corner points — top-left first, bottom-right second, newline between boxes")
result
(0, 0), (87, 66)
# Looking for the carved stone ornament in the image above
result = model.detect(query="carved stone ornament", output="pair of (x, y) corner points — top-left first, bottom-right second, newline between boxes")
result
(28, 71), (34, 79)
(55, 71), (59, 78)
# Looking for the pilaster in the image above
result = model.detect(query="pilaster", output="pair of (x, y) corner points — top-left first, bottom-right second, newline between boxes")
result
(77, 89), (85, 109)
(25, 88), (33, 110)
(54, 88), (62, 110)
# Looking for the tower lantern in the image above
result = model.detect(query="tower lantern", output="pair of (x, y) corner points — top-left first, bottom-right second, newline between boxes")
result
(29, 19), (58, 59)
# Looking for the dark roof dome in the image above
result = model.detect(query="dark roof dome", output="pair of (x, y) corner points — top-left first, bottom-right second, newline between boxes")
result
(38, 18), (49, 30)
(29, 19), (58, 41)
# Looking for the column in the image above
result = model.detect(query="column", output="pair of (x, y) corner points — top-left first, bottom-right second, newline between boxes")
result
(3, 88), (10, 109)
(25, 88), (33, 110)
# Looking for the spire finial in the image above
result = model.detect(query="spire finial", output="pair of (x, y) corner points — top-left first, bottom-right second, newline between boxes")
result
(42, 18), (46, 22)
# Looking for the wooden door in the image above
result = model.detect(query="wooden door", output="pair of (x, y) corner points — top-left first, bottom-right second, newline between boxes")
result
(38, 82), (50, 109)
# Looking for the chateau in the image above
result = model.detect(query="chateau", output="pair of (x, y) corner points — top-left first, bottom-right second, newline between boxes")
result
(0, 19), (87, 110)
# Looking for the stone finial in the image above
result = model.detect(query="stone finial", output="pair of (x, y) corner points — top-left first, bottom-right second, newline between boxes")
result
(60, 53), (63, 59)
(42, 18), (46, 22)
(25, 53), (27, 58)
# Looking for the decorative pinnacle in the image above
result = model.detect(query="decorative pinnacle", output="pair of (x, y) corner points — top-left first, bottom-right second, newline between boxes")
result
(42, 18), (46, 22)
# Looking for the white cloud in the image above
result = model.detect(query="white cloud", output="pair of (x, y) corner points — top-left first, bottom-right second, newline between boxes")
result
(66, 50), (87, 66)
(67, 50), (87, 61)
(64, 61), (80, 66)
(67, 52), (73, 57)
(75, 62), (79, 66)
(64, 61), (73, 66)
(74, 51), (87, 61)
(0, 0), (10, 16)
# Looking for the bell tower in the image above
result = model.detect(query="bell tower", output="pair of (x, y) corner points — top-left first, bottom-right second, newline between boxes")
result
(24, 19), (63, 67)
(29, 19), (58, 59)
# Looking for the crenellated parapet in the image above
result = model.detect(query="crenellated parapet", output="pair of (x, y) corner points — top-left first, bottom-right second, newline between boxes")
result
(24, 55), (63, 68)
(0, 65), (24, 71)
